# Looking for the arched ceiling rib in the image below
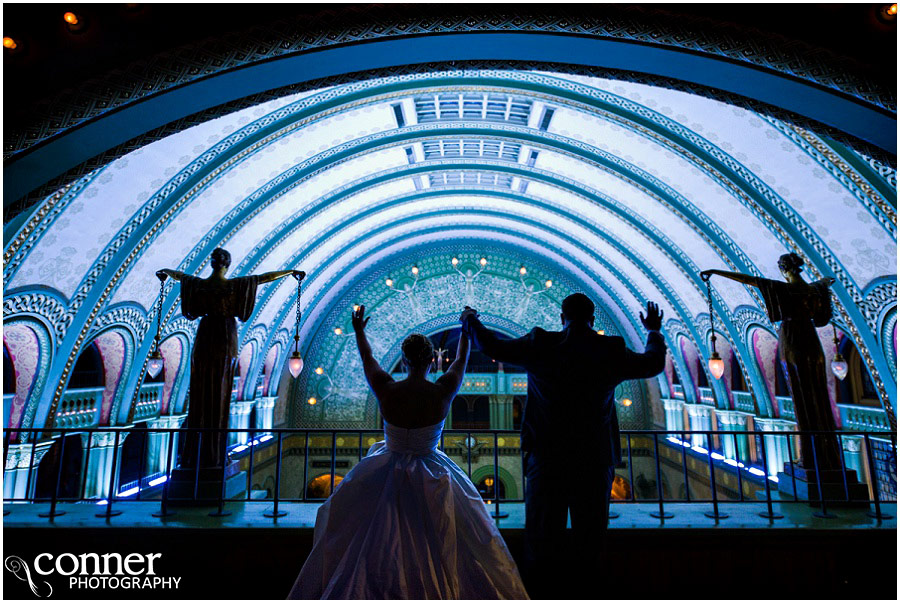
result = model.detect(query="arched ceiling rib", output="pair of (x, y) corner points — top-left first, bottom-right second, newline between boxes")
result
(4, 68), (896, 425)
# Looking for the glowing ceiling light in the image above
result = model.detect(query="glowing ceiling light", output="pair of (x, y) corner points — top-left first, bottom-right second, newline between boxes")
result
(519, 266), (527, 275)
(831, 353), (848, 380)
(621, 398), (633, 407)
(333, 327), (343, 335)
(3, 37), (16, 49)
(596, 329), (605, 335)
(308, 397), (317, 405)
(352, 304), (360, 312)
(479, 257), (487, 266)
(315, 367), (324, 375)
(708, 352), (725, 380)
(887, 3), (898, 15)
(385, 278), (393, 287)
(146, 350), (164, 379)
(545, 280), (553, 288)
(451, 257), (459, 266)
(411, 266), (419, 275)
(288, 353), (304, 378)
(63, 12), (79, 25)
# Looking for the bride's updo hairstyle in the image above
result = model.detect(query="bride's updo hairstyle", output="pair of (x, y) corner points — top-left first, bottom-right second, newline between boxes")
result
(401, 334), (434, 371)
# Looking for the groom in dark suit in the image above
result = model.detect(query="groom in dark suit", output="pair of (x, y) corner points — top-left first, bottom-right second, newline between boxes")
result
(460, 294), (666, 598)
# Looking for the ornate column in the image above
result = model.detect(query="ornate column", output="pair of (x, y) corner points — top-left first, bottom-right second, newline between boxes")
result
(662, 398), (685, 433)
(754, 418), (796, 477)
(228, 400), (254, 445)
(145, 414), (187, 476)
(254, 397), (276, 430)
(489, 395), (514, 430)
(4, 441), (54, 500)
(715, 410), (753, 462)
(684, 403), (713, 448)
(84, 431), (126, 500)
(841, 435), (865, 483)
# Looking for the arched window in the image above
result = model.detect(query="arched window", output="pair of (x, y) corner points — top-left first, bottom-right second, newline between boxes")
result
(731, 354), (747, 392)
(837, 338), (880, 407)
(69, 341), (104, 389)
(451, 395), (490, 429)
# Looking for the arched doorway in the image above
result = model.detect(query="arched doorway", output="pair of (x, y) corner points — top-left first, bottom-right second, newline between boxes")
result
(34, 434), (83, 501)
(476, 475), (506, 501)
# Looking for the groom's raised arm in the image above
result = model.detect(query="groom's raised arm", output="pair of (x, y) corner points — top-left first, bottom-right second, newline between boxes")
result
(461, 309), (533, 367)
(618, 301), (667, 380)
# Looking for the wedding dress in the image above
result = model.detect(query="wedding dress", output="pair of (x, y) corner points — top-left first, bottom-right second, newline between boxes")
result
(288, 419), (529, 599)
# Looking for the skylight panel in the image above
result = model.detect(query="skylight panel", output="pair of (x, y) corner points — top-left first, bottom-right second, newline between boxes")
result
(413, 93), (533, 125)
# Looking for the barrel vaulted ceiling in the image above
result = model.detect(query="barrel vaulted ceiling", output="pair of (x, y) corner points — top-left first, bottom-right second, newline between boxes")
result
(3, 7), (896, 431)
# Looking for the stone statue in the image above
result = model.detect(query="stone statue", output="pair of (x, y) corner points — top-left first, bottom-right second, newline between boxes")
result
(158, 248), (304, 468)
(701, 253), (842, 472)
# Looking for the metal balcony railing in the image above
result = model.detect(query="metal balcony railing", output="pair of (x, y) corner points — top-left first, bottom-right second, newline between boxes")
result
(3, 427), (895, 524)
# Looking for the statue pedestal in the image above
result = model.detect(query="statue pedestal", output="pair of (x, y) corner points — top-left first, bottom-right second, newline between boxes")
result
(776, 462), (869, 507)
(167, 461), (246, 506)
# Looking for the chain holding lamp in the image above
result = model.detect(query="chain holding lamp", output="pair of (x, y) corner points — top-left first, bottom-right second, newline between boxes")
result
(703, 275), (726, 380)
(147, 272), (167, 378)
(288, 272), (305, 378)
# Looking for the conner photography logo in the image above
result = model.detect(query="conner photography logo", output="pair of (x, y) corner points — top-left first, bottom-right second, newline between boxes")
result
(4, 552), (181, 598)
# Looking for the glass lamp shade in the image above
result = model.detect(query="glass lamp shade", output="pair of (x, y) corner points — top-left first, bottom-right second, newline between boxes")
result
(621, 398), (633, 407)
(708, 354), (725, 380)
(831, 353), (849, 380)
(288, 352), (304, 378)
(147, 353), (165, 379)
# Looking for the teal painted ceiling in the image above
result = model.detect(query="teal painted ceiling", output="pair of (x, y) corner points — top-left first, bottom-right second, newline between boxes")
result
(4, 68), (897, 427)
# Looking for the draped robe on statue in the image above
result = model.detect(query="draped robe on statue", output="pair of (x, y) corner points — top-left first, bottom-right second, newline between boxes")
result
(757, 277), (841, 471)
(179, 275), (259, 468)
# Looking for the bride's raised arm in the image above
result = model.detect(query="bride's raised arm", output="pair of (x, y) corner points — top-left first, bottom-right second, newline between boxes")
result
(351, 305), (394, 396)
(436, 328), (471, 398)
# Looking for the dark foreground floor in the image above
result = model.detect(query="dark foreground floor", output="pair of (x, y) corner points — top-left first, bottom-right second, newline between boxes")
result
(4, 501), (896, 599)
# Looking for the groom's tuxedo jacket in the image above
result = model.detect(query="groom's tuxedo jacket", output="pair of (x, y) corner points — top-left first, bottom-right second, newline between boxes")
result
(464, 317), (666, 466)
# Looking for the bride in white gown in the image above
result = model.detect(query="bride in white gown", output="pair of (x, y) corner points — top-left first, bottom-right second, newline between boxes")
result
(288, 305), (529, 599)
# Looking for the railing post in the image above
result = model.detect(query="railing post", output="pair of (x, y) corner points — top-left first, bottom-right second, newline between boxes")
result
(23, 438), (37, 504)
(627, 434), (635, 504)
(837, 433), (850, 503)
(755, 428), (783, 520)
(733, 433), (744, 502)
(209, 427), (232, 517)
(2, 429), (10, 515)
(246, 429), (256, 502)
(95, 430), (123, 518)
(649, 433), (673, 519)
(80, 430), (93, 503)
(467, 431), (473, 478)
(38, 431), (66, 519)
(301, 431), (309, 503)
(330, 431), (337, 496)
(193, 430), (203, 502)
(863, 434), (891, 521)
(491, 432), (508, 519)
(152, 430), (176, 518)
(785, 432), (798, 501)
(810, 433), (837, 519)
(680, 430), (691, 502)
(263, 431), (287, 518)
(703, 439), (728, 520)
(137, 427), (148, 502)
